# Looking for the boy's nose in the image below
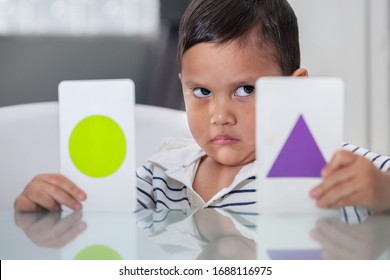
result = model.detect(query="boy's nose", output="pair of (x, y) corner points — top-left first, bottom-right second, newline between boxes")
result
(210, 99), (236, 126)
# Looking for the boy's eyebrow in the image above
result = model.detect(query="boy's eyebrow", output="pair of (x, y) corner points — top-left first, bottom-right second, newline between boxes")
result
(230, 78), (259, 86)
(183, 80), (201, 88)
(183, 77), (259, 88)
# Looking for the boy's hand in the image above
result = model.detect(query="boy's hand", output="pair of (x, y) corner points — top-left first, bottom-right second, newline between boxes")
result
(310, 150), (390, 213)
(14, 174), (86, 212)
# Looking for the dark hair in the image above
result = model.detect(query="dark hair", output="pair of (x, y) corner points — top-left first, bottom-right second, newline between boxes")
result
(177, 0), (300, 75)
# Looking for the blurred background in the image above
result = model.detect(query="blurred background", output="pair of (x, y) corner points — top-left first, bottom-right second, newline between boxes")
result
(0, 0), (389, 154)
(0, 0), (189, 110)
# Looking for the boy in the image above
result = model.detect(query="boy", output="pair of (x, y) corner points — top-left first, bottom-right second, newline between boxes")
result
(14, 0), (390, 213)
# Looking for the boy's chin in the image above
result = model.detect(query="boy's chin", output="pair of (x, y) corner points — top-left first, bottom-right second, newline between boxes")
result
(209, 152), (255, 167)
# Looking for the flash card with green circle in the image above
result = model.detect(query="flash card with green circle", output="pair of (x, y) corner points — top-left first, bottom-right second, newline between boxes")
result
(59, 79), (135, 212)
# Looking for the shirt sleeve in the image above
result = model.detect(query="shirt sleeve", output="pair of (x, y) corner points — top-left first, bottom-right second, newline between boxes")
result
(342, 143), (390, 171)
(135, 162), (156, 209)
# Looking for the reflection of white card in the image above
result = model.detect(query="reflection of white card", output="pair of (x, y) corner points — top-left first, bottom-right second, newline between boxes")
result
(59, 79), (135, 212)
(62, 212), (135, 260)
(257, 214), (332, 260)
(256, 77), (344, 213)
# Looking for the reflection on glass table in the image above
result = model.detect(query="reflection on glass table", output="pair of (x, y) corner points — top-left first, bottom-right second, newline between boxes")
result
(1, 208), (390, 260)
(136, 209), (257, 260)
(311, 216), (390, 259)
(257, 208), (390, 260)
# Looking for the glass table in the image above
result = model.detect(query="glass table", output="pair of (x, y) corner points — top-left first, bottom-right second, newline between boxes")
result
(1, 208), (389, 260)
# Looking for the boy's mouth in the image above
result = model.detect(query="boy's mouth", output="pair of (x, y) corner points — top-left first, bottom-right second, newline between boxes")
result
(211, 135), (240, 145)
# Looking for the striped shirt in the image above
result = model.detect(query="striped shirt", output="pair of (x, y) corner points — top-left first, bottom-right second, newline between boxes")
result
(135, 138), (390, 212)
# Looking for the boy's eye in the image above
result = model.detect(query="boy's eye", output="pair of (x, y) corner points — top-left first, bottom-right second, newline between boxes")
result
(193, 88), (212, 98)
(236, 85), (255, 97)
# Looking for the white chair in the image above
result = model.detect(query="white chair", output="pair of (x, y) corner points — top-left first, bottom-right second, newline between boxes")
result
(0, 102), (191, 210)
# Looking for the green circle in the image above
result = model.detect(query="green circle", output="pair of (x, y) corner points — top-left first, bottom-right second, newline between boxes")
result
(74, 244), (123, 260)
(69, 115), (126, 178)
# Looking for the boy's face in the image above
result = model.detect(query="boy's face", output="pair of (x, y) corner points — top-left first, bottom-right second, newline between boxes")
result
(179, 41), (283, 167)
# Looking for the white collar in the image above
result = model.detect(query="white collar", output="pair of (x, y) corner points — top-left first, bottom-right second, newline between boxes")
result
(148, 140), (257, 195)
(148, 142), (205, 187)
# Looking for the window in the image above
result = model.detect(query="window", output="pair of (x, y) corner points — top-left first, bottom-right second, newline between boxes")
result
(0, 0), (160, 36)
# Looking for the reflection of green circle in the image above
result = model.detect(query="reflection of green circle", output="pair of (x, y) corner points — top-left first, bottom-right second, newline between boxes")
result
(74, 244), (123, 260)
(69, 115), (126, 178)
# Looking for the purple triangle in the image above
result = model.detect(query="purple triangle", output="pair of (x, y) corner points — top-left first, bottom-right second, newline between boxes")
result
(267, 115), (326, 178)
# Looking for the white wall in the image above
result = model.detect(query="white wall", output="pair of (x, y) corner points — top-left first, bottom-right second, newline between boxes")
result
(289, 0), (390, 154)
(369, 0), (390, 155)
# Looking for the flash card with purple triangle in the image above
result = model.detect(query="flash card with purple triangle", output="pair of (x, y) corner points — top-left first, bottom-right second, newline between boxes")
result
(256, 77), (344, 213)
(267, 114), (326, 178)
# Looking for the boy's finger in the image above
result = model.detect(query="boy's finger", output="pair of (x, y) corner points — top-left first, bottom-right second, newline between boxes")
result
(321, 167), (355, 191)
(14, 195), (42, 212)
(27, 189), (62, 212)
(315, 178), (357, 208)
(311, 166), (355, 198)
(328, 190), (366, 210)
(322, 151), (357, 177)
(46, 186), (83, 211)
(42, 174), (87, 202)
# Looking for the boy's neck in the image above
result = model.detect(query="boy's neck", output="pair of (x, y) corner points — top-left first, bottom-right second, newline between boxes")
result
(193, 155), (246, 202)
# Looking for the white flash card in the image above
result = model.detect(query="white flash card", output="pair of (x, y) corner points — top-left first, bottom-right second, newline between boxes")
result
(59, 79), (135, 212)
(62, 212), (135, 260)
(256, 77), (344, 213)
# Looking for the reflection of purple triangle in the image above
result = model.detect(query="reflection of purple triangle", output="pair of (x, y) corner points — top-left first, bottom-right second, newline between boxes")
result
(267, 249), (322, 260)
(267, 115), (326, 178)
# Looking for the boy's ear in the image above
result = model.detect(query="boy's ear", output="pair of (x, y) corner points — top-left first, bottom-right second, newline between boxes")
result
(291, 68), (308, 77)
(178, 73), (182, 81)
